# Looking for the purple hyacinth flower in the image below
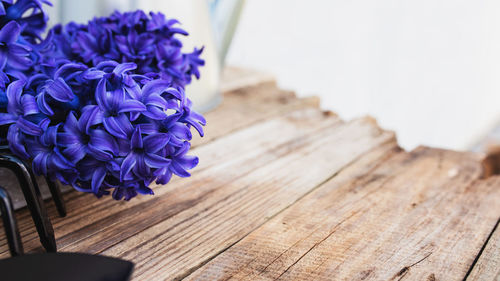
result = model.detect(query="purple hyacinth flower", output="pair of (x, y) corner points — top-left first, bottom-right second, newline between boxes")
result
(73, 20), (120, 65)
(155, 141), (198, 185)
(58, 109), (118, 164)
(27, 124), (77, 184)
(2, 0), (51, 40)
(0, 0), (13, 16)
(73, 156), (120, 197)
(115, 28), (156, 63)
(84, 61), (147, 139)
(0, 79), (43, 136)
(0, 21), (32, 71)
(112, 181), (153, 201)
(120, 126), (170, 182)
(127, 79), (181, 121)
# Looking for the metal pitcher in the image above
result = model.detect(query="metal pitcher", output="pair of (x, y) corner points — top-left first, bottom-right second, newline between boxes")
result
(52, 0), (245, 112)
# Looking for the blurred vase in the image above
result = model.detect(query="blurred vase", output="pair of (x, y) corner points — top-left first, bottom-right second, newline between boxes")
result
(56, 0), (245, 113)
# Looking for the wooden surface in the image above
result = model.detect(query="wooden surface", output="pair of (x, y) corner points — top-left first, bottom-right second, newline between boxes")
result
(0, 67), (499, 281)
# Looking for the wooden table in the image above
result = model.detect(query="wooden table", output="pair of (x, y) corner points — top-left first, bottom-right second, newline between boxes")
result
(0, 68), (499, 280)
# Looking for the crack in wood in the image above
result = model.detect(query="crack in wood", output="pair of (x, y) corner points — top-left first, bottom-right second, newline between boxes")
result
(391, 251), (433, 281)
(462, 218), (500, 281)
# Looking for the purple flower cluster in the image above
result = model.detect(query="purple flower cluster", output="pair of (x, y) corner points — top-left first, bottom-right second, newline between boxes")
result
(0, 1), (206, 200)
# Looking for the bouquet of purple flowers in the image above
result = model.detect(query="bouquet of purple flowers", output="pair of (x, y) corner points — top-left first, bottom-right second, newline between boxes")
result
(0, 0), (206, 200)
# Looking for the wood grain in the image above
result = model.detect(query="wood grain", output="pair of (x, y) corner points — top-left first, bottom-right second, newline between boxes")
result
(0, 107), (335, 256)
(102, 118), (396, 280)
(0, 75), (319, 255)
(0, 68), (498, 281)
(187, 147), (500, 281)
(467, 223), (500, 281)
(192, 82), (320, 148)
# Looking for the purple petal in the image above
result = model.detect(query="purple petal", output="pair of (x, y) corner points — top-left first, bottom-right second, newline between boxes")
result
(164, 87), (182, 100)
(134, 154), (149, 177)
(170, 161), (191, 177)
(45, 77), (74, 102)
(155, 168), (172, 185)
(16, 117), (42, 135)
(0, 21), (21, 44)
(118, 99), (146, 113)
(87, 143), (113, 161)
(41, 125), (59, 146)
(130, 112), (140, 122)
(81, 105), (103, 133)
(58, 133), (80, 146)
(144, 153), (171, 168)
(7, 125), (29, 159)
(103, 115), (132, 139)
(142, 79), (171, 97)
(36, 93), (54, 116)
(63, 111), (80, 135)
(55, 63), (88, 79)
(143, 133), (170, 153)
(125, 82), (141, 100)
(6, 79), (24, 112)
(137, 184), (154, 195)
(89, 129), (118, 154)
(91, 167), (106, 194)
(32, 153), (48, 175)
(130, 126), (143, 149)
(21, 94), (38, 115)
(83, 70), (106, 80)
(120, 152), (137, 181)
(8, 43), (31, 55)
(51, 148), (75, 170)
(143, 105), (167, 120)
(0, 113), (17, 125)
(95, 78), (108, 111)
(113, 62), (137, 76)
(169, 123), (192, 140)
(108, 88), (125, 110)
(145, 94), (167, 108)
(63, 144), (86, 163)
(177, 155), (199, 170)
(137, 123), (157, 134)
(0, 50), (7, 70)
(174, 141), (191, 157)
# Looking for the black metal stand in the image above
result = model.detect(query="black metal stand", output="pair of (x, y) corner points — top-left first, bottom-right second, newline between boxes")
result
(0, 146), (66, 218)
(0, 186), (23, 256)
(0, 155), (57, 252)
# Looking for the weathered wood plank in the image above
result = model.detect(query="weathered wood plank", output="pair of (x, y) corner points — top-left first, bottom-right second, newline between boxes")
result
(220, 66), (276, 93)
(467, 223), (500, 281)
(0, 107), (338, 257)
(101, 118), (396, 280)
(187, 147), (500, 281)
(192, 82), (320, 148)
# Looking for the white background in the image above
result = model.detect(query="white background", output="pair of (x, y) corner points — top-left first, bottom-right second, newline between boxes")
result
(226, 0), (500, 150)
(47, 0), (500, 151)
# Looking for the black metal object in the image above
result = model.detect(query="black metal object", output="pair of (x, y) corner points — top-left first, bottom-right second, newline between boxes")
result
(45, 177), (67, 217)
(0, 145), (66, 217)
(0, 253), (134, 281)
(0, 186), (23, 256)
(0, 155), (56, 252)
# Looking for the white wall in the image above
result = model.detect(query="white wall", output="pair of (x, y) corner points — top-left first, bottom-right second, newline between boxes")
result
(226, 0), (500, 150)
